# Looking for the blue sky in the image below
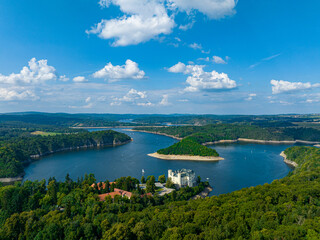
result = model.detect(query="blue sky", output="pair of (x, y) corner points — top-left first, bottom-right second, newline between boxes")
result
(0, 0), (320, 114)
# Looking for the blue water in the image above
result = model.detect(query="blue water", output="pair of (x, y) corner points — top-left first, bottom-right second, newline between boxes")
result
(24, 129), (297, 195)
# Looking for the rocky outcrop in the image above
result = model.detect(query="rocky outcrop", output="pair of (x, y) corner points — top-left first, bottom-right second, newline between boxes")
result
(280, 151), (298, 168)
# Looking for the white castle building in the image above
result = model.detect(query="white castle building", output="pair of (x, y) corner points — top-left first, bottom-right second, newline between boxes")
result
(168, 169), (196, 187)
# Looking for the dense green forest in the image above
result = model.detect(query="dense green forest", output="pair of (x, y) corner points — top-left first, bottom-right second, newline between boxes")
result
(157, 138), (219, 157)
(0, 146), (319, 239)
(134, 124), (320, 142)
(0, 130), (131, 178)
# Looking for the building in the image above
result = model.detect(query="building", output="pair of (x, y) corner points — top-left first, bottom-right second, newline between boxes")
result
(168, 169), (196, 187)
(98, 188), (133, 201)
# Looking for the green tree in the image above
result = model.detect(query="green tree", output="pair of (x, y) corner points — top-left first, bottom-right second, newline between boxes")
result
(141, 176), (146, 184)
(146, 176), (156, 193)
(158, 174), (166, 183)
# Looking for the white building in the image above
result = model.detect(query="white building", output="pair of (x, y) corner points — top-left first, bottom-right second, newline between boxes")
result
(168, 169), (196, 187)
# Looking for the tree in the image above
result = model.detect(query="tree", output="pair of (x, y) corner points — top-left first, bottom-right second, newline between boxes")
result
(166, 177), (175, 188)
(196, 176), (201, 185)
(146, 176), (156, 193)
(141, 176), (146, 184)
(110, 183), (115, 192)
(158, 175), (166, 184)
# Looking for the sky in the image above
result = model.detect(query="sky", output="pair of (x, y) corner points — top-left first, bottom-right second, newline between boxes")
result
(0, 0), (320, 114)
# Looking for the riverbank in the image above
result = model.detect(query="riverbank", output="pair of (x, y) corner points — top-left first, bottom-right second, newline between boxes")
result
(190, 186), (213, 200)
(128, 129), (182, 140)
(130, 130), (320, 145)
(280, 151), (298, 168)
(1, 139), (133, 184)
(315, 145), (320, 148)
(148, 152), (224, 161)
(0, 176), (23, 184)
(29, 139), (132, 159)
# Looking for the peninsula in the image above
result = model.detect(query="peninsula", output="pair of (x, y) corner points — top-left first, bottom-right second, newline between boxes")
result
(134, 124), (320, 160)
(148, 138), (223, 161)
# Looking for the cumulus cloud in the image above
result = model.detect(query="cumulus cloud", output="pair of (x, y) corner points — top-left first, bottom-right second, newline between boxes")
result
(271, 80), (320, 94)
(88, 0), (175, 46)
(73, 76), (87, 83)
(167, 62), (186, 73)
(168, 0), (237, 19)
(0, 88), (37, 101)
(168, 62), (237, 92)
(93, 60), (145, 81)
(0, 58), (57, 84)
(111, 88), (152, 106)
(89, 0), (237, 46)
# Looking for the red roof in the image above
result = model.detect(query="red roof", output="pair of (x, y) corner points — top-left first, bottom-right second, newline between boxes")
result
(98, 188), (133, 201)
(91, 182), (116, 191)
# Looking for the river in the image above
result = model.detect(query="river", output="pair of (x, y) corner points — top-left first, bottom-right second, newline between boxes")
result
(24, 128), (297, 195)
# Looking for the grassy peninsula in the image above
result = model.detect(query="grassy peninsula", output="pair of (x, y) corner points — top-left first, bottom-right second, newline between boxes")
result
(0, 130), (131, 178)
(0, 146), (320, 239)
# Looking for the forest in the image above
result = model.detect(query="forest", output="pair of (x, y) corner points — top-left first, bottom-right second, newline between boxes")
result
(0, 130), (131, 178)
(134, 124), (320, 142)
(0, 146), (319, 239)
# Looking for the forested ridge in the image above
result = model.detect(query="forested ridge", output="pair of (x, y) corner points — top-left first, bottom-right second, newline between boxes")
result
(0, 130), (131, 178)
(0, 146), (319, 239)
(134, 124), (320, 143)
(135, 124), (320, 157)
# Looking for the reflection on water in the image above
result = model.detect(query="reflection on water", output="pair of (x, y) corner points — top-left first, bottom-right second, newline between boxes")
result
(24, 129), (296, 195)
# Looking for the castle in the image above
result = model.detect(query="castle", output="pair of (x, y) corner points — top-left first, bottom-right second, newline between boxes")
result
(168, 169), (196, 187)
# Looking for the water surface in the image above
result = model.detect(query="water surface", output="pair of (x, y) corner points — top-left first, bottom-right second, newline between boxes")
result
(24, 129), (296, 195)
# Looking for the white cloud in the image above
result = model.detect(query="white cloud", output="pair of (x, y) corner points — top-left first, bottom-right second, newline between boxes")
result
(111, 88), (152, 106)
(93, 59), (145, 81)
(59, 75), (69, 82)
(88, 0), (175, 46)
(271, 80), (320, 94)
(189, 43), (202, 50)
(179, 21), (195, 31)
(0, 88), (37, 101)
(85, 97), (91, 103)
(168, 0), (237, 19)
(89, 0), (237, 46)
(73, 76), (87, 83)
(0, 58), (57, 84)
(159, 94), (170, 105)
(249, 53), (281, 69)
(167, 62), (186, 73)
(168, 62), (237, 92)
(245, 93), (257, 101)
(212, 56), (227, 64)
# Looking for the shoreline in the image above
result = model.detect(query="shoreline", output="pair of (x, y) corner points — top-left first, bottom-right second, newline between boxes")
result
(29, 139), (132, 159)
(190, 186), (213, 200)
(148, 152), (224, 161)
(0, 139), (132, 184)
(0, 176), (23, 183)
(280, 151), (298, 168)
(129, 129), (183, 140)
(130, 130), (320, 145)
(315, 145), (320, 148)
